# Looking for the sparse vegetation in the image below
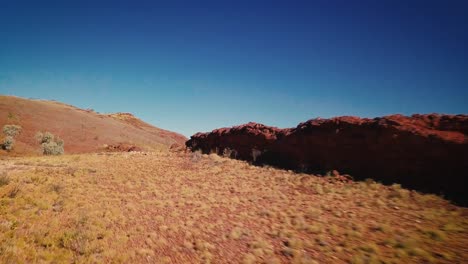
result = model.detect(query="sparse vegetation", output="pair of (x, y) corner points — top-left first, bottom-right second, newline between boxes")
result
(1, 124), (22, 151)
(0, 152), (466, 263)
(0, 172), (10, 186)
(36, 131), (64, 155)
(2, 136), (15, 151)
(2, 124), (22, 137)
(191, 149), (203, 162)
(7, 183), (21, 198)
(251, 148), (261, 162)
(7, 112), (16, 120)
(222, 147), (234, 158)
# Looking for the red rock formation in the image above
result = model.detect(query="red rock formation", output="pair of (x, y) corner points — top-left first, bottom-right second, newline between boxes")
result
(186, 114), (468, 205)
(188, 122), (288, 160)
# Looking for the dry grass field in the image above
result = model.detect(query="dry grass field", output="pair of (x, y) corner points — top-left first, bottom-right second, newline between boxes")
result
(0, 151), (467, 263)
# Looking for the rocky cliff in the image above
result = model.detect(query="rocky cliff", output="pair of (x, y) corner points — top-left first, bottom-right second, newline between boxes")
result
(187, 114), (468, 205)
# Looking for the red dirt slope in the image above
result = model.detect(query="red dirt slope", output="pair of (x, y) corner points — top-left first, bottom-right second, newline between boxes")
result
(186, 114), (468, 205)
(0, 95), (186, 155)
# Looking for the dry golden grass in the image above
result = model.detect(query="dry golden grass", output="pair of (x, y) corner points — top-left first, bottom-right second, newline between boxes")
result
(0, 151), (467, 263)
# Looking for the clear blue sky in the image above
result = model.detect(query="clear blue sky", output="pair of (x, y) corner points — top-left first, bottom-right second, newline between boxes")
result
(1, 0), (467, 137)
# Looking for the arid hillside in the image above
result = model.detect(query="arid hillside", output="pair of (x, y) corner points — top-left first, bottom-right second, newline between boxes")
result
(0, 95), (186, 155)
(186, 114), (468, 205)
(1, 152), (467, 263)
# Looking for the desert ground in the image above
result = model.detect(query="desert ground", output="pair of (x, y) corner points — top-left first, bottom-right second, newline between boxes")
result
(1, 150), (467, 263)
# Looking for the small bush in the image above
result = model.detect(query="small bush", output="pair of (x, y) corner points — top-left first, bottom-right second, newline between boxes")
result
(2, 125), (21, 137)
(42, 141), (64, 155)
(222, 148), (238, 159)
(8, 184), (20, 198)
(251, 148), (261, 162)
(424, 229), (447, 241)
(36, 132), (54, 144)
(0, 172), (10, 186)
(1, 125), (21, 151)
(222, 148), (233, 158)
(2, 136), (15, 151)
(191, 150), (203, 162)
(36, 131), (64, 155)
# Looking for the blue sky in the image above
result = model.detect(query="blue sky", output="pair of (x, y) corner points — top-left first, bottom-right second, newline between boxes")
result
(1, 0), (467, 137)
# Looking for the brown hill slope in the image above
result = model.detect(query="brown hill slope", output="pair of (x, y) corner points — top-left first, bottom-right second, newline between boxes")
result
(186, 114), (468, 205)
(0, 95), (186, 155)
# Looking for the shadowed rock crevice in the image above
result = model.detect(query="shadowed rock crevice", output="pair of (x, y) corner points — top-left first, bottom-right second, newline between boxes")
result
(186, 114), (468, 205)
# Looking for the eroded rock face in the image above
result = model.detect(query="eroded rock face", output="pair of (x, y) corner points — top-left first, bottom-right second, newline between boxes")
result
(188, 122), (288, 160)
(186, 114), (468, 205)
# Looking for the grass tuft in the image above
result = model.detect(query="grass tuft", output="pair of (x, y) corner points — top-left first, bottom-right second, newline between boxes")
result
(0, 172), (10, 186)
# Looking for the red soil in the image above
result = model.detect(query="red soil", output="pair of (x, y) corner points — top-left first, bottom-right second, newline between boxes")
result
(0, 95), (186, 155)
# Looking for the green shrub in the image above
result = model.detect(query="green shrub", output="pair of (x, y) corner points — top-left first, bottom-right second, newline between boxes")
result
(36, 132), (54, 144)
(2, 136), (15, 151)
(1, 125), (22, 151)
(36, 131), (64, 155)
(2, 125), (21, 137)
(42, 141), (64, 155)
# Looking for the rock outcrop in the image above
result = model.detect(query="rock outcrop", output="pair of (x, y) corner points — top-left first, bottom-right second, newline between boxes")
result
(186, 114), (468, 205)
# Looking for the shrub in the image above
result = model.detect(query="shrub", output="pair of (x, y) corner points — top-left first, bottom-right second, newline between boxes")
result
(36, 131), (64, 155)
(2, 125), (21, 137)
(222, 148), (233, 158)
(1, 125), (21, 151)
(2, 136), (15, 151)
(8, 184), (20, 198)
(251, 148), (261, 162)
(191, 150), (203, 162)
(36, 132), (54, 144)
(42, 141), (64, 155)
(221, 148), (238, 159)
(0, 172), (10, 186)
